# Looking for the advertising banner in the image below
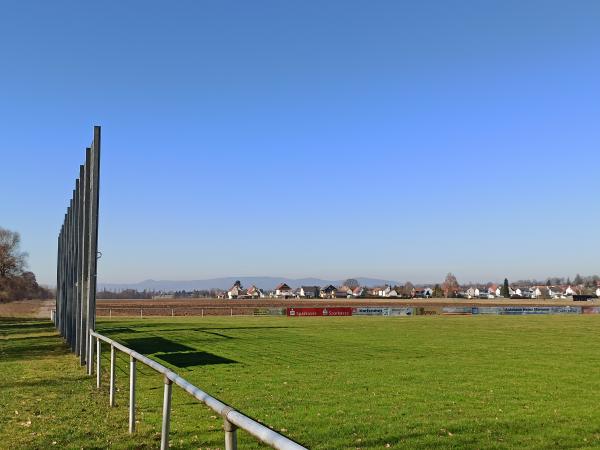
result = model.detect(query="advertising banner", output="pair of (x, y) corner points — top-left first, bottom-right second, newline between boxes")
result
(253, 308), (286, 316)
(442, 306), (474, 315)
(474, 306), (581, 315)
(415, 306), (441, 316)
(583, 307), (600, 314)
(353, 307), (391, 316)
(287, 307), (353, 317)
(389, 307), (414, 316)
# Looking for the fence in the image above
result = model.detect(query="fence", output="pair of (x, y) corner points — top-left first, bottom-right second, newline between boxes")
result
(90, 330), (306, 450)
(94, 304), (600, 318)
(55, 126), (101, 374)
(97, 306), (286, 318)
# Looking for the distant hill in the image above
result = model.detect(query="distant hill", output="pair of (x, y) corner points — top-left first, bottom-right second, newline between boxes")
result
(98, 276), (400, 292)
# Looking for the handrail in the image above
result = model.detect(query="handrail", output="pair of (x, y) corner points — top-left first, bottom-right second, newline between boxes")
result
(90, 330), (307, 450)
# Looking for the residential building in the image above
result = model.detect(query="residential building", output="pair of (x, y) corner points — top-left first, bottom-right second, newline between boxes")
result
(320, 285), (337, 299)
(274, 283), (293, 298)
(300, 286), (320, 298)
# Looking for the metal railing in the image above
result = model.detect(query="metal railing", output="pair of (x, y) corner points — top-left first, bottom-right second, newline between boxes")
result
(90, 330), (307, 450)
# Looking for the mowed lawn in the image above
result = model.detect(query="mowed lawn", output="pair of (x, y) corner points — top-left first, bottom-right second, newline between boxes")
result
(2, 316), (600, 449)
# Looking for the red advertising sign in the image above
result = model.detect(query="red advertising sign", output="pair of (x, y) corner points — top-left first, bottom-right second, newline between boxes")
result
(286, 307), (353, 317)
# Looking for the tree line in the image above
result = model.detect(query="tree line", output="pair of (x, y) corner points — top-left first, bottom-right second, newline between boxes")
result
(97, 288), (222, 299)
(0, 227), (52, 301)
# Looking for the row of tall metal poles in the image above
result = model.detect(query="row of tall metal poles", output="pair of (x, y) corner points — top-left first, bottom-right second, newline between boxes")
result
(55, 126), (101, 374)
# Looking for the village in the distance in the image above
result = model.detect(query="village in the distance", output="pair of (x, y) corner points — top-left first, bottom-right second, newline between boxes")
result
(96, 273), (600, 301)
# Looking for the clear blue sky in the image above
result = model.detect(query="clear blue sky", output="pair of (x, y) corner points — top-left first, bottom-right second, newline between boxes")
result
(1, 1), (599, 286)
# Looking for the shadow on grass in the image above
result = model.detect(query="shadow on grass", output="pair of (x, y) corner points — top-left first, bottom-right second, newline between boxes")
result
(200, 330), (234, 339)
(0, 319), (67, 363)
(0, 319), (54, 336)
(0, 374), (88, 390)
(155, 351), (237, 368)
(120, 336), (194, 354)
(92, 326), (138, 334)
(0, 338), (70, 363)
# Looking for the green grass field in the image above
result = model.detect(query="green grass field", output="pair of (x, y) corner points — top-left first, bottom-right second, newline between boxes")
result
(2, 315), (600, 449)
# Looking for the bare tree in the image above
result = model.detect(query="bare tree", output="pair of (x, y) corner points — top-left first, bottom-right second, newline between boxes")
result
(0, 227), (27, 278)
(442, 272), (459, 298)
(343, 278), (359, 289)
(402, 281), (415, 297)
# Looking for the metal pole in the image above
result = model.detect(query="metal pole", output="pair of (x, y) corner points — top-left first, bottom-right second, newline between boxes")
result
(129, 356), (136, 434)
(83, 146), (92, 372)
(70, 194), (76, 352)
(110, 345), (116, 407)
(224, 418), (238, 450)
(88, 330), (95, 376)
(66, 202), (73, 347)
(74, 178), (81, 356)
(80, 159), (90, 367)
(87, 126), (101, 373)
(96, 337), (101, 389)
(160, 377), (173, 450)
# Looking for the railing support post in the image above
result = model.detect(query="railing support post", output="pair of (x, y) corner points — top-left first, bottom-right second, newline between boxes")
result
(96, 338), (101, 389)
(224, 417), (238, 450)
(88, 332), (95, 376)
(160, 376), (173, 450)
(109, 344), (116, 407)
(129, 356), (136, 434)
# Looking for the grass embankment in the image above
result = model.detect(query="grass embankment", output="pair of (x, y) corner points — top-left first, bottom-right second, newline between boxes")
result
(2, 316), (600, 449)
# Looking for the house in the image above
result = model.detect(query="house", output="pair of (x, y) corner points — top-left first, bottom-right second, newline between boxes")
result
(274, 283), (293, 298)
(352, 286), (364, 297)
(300, 286), (320, 298)
(227, 281), (244, 299)
(479, 289), (494, 299)
(548, 286), (566, 299)
(335, 289), (350, 298)
(466, 287), (476, 299)
(596, 287), (600, 298)
(246, 285), (265, 299)
(320, 285), (337, 299)
(565, 286), (576, 296)
(378, 285), (392, 297)
(413, 288), (432, 298)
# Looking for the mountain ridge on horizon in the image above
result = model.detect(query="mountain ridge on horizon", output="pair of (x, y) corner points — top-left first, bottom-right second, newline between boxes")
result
(98, 276), (401, 292)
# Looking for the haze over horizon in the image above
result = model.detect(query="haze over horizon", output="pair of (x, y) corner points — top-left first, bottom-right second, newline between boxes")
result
(1, 1), (599, 286)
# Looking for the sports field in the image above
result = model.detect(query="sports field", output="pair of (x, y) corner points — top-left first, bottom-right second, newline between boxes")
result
(2, 315), (600, 449)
